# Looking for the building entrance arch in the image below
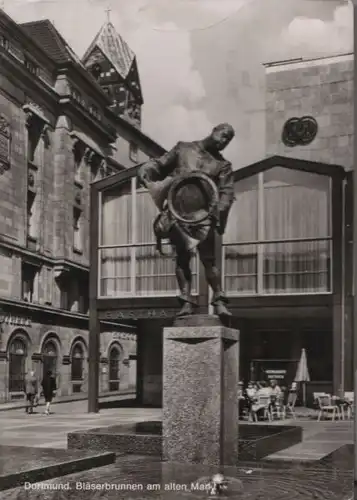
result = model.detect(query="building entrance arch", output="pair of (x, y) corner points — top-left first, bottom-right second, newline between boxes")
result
(8, 333), (29, 393)
(41, 339), (59, 380)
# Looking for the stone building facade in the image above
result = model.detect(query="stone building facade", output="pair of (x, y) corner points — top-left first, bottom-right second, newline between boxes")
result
(0, 9), (164, 402)
(265, 53), (353, 170)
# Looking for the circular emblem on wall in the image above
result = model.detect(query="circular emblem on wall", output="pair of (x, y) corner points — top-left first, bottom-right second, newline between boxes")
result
(282, 116), (318, 147)
(167, 172), (219, 226)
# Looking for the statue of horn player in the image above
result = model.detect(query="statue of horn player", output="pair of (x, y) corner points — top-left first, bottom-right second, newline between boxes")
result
(138, 123), (235, 318)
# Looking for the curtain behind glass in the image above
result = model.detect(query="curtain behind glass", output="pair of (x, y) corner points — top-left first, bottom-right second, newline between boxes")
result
(135, 189), (196, 296)
(263, 167), (331, 294)
(223, 175), (258, 294)
(101, 183), (132, 296)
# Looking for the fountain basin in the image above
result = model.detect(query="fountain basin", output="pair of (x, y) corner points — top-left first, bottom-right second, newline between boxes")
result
(68, 421), (302, 462)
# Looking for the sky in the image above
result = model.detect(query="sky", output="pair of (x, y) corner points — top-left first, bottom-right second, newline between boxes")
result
(1, 0), (353, 168)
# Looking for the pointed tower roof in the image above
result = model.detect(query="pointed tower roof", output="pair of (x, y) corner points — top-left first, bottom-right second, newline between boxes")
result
(83, 22), (135, 80)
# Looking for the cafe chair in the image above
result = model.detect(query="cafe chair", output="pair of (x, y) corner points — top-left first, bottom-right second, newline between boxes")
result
(343, 392), (354, 419)
(283, 392), (297, 420)
(270, 395), (284, 420)
(317, 395), (340, 421)
(251, 395), (271, 422)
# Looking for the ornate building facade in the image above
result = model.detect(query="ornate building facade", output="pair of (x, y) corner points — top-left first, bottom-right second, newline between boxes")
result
(0, 9), (164, 402)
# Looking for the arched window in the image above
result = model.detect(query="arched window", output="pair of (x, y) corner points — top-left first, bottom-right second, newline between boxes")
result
(9, 337), (28, 392)
(42, 339), (58, 380)
(71, 342), (84, 382)
(109, 345), (121, 391)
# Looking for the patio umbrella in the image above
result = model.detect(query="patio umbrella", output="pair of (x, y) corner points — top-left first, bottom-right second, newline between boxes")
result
(294, 348), (310, 406)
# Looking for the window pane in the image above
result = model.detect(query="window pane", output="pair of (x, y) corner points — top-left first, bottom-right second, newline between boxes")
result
(136, 189), (158, 244)
(302, 331), (332, 381)
(71, 344), (84, 381)
(263, 240), (331, 294)
(43, 355), (57, 377)
(9, 354), (26, 392)
(100, 247), (131, 296)
(263, 167), (331, 240)
(71, 359), (83, 380)
(135, 243), (198, 296)
(224, 175), (258, 244)
(224, 244), (257, 295)
(101, 182), (132, 245)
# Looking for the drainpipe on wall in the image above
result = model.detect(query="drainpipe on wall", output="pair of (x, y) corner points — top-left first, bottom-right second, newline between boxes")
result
(341, 178), (346, 397)
(352, 0), (357, 485)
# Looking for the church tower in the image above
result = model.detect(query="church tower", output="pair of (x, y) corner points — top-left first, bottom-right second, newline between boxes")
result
(82, 20), (143, 128)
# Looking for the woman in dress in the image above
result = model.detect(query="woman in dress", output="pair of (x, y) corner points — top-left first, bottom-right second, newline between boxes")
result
(41, 370), (57, 415)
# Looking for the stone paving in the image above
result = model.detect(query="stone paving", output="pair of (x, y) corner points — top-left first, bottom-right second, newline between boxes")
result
(266, 420), (353, 461)
(0, 398), (353, 464)
(0, 397), (161, 449)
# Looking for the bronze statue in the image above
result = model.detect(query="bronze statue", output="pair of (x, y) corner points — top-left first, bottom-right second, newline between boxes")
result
(138, 123), (235, 318)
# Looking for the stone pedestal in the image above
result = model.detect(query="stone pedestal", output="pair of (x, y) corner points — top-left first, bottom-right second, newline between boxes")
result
(163, 315), (239, 466)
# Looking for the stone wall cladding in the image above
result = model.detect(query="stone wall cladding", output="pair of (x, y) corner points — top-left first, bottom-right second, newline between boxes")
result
(266, 55), (353, 170)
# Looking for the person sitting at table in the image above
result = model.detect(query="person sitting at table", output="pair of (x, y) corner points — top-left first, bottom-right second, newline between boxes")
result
(246, 381), (257, 400)
(269, 379), (282, 412)
(245, 381), (257, 419)
(251, 381), (272, 420)
(257, 381), (272, 396)
(270, 379), (282, 396)
(238, 381), (246, 418)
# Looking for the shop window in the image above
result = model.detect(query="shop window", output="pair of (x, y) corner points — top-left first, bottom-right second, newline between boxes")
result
(9, 337), (28, 392)
(42, 339), (58, 380)
(21, 262), (38, 303)
(71, 342), (84, 382)
(302, 331), (332, 382)
(109, 345), (120, 392)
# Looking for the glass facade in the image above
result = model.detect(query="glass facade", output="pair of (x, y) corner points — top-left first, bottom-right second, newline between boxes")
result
(99, 177), (198, 298)
(98, 166), (332, 298)
(223, 167), (332, 295)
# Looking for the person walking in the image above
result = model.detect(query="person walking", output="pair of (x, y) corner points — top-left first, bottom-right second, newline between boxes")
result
(24, 370), (38, 414)
(41, 370), (56, 415)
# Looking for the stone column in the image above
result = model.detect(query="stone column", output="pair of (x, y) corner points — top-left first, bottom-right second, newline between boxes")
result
(128, 355), (137, 389)
(163, 315), (239, 467)
(60, 356), (71, 397)
(100, 357), (108, 393)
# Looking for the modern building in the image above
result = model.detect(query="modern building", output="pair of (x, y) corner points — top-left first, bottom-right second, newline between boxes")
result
(88, 52), (353, 408)
(0, 9), (164, 402)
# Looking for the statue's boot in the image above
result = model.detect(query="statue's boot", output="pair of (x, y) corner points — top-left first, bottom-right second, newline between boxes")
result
(212, 292), (232, 318)
(175, 265), (196, 317)
(176, 301), (194, 317)
(176, 286), (198, 317)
